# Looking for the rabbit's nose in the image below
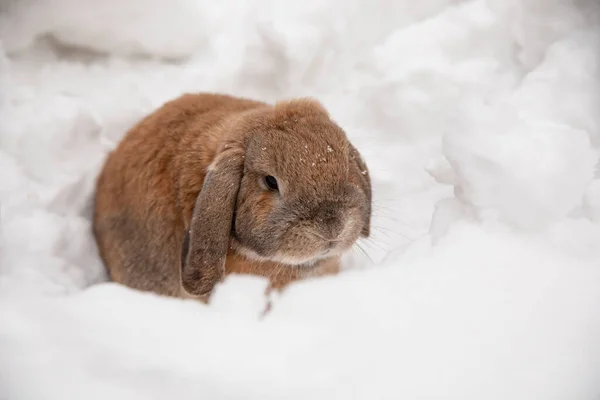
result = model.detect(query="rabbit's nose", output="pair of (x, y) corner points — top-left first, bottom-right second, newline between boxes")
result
(314, 201), (344, 239)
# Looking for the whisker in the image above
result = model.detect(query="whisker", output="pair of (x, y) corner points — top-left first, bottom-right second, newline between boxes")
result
(371, 208), (398, 217)
(305, 230), (343, 243)
(350, 245), (366, 261)
(371, 205), (396, 214)
(373, 198), (405, 203)
(268, 261), (283, 281)
(308, 231), (328, 241)
(371, 225), (402, 239)
(271, 263), (285, 284)
(372, 225), (402, 234)
(371, 207), (420, 226)
(371, 226), (415, 242)
(359, 237), (386, 251)
(353, 242), (375, 264)
(371, 207), (400, 215)
(370, 226), (391, 238)
(372, 214), (421, 233)
(372, 215), (400, 223)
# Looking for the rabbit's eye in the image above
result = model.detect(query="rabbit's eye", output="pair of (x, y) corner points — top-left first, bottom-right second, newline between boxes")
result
(264, 175), (279, 191)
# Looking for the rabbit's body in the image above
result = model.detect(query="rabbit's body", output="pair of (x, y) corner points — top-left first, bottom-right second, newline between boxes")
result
(93, 93), (370, 299)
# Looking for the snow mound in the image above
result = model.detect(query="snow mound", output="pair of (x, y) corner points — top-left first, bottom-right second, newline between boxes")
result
(1, 0), (600, 399)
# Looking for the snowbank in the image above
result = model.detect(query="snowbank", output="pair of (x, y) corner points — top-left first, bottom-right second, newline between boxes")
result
(1, 0), (600, 399)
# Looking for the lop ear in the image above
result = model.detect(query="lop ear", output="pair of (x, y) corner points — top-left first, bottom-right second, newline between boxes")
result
(180, 145), (244, 297)
(349, 143), (371, 237)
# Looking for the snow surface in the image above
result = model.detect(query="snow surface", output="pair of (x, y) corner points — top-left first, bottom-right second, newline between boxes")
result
(1, 0), (600, 399)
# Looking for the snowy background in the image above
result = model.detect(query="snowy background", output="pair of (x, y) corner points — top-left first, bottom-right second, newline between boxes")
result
(1, 0), (600, 399)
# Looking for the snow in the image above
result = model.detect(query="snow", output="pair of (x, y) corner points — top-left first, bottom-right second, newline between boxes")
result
(1, 0), (600, 399)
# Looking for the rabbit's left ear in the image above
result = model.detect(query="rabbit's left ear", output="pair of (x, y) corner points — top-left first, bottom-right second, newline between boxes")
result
(180, 145), (244, 297)
(348, 143), (371, 237)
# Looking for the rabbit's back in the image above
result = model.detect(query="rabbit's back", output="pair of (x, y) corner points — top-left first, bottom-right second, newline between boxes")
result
(92, 93), (265, 297)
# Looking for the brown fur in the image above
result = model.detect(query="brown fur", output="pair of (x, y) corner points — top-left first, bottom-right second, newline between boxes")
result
(92, 92), (371, 300)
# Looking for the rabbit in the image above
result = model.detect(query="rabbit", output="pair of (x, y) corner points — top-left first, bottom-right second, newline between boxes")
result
(92, 92), (371, 300)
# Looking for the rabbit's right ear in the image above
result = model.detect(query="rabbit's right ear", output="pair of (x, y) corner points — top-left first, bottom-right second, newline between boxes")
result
(348, 143), (371, 237)
(180, 144), (245, 297)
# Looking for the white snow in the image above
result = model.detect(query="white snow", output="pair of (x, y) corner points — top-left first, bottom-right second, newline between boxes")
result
(1, 0), (600, 399)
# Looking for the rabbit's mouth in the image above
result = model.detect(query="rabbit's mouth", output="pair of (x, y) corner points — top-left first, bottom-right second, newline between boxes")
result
(229, 236), (340, 268)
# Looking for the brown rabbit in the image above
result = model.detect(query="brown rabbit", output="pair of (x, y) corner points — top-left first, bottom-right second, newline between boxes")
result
(92, 93), (371, 300)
